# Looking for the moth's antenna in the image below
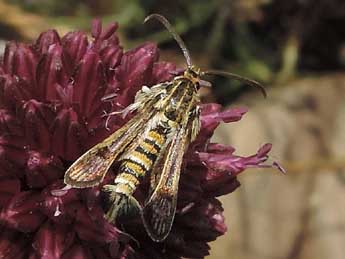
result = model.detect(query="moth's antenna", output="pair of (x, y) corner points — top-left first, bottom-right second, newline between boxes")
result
(144, 14), (192, 68)
(203, 70), (267, 98)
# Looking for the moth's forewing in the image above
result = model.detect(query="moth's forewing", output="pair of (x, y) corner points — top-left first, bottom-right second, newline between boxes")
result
(142, 126), (189, 242)
(142, 79), (201, 242)
(64, 111), (153, 188)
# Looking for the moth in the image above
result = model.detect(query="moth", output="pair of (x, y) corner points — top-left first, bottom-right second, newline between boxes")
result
(64, 14), (266, 242)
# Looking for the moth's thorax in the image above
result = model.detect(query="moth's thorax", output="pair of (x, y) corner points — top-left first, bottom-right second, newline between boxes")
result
(160, 77), (199, 125)
(183, 66), (202, 86)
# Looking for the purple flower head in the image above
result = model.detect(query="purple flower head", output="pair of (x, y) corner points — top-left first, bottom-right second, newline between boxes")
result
(0, 19), (283, 258)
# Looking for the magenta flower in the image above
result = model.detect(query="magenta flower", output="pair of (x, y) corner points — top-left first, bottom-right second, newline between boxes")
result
(0, 19), (283, 258)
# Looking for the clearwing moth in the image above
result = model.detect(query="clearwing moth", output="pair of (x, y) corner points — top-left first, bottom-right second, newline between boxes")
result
(64, 14), (266, 242)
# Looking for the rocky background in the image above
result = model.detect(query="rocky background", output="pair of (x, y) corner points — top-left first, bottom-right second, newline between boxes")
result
(209, 74), (345, 259)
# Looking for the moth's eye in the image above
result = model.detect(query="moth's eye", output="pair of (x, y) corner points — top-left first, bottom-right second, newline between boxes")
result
(195, 82), (200, 90)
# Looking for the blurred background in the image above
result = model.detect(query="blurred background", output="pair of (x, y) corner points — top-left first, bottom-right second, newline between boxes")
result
(1, 0), (344, 258)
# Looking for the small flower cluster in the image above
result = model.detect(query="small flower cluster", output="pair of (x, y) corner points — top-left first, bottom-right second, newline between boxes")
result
(0, 19), (283, 258)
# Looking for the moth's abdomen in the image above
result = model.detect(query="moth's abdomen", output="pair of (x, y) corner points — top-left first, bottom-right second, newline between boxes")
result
(114, 127), (167, 194)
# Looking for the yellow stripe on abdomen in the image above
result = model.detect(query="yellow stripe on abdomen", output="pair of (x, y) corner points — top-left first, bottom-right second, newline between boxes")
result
(130, 150), (154, 170)
(147, 130), (165, 146)
(114, 128), (167, 195)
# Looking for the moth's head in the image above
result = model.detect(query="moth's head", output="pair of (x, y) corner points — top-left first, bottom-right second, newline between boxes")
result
(184, 66), (212, 90)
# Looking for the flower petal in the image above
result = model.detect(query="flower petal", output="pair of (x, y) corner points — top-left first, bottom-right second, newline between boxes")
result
(51, 108), (88, 161)
(21, 100), (55, 151)
(0, 135), (27, 177)
(0, 191), (46, 232)
(0, 75), (34, 109)
(72, 50), (107, 126)
(61, 31), (88, 70)
(117, 244), (135, 259)
(195, 104), (248, 147)
(40, 181), (80, 223)
(0, 228), (30, 259)
(206, 143), (235, 154)
(35, 30), (61, 54)
(178, 168), (203, 205)
(61, 244), (93, 259)
(113, 43), (159, 107)
(25, 151), (64, 188)
(202, 168), (241, 197)
(0, 108), (21, 136)
(150, 61), (176, 84)
(198, 143), (284, 176)
(74, 206), (120, 244)
(164, 232), (211, 259)
(0, 178), (20, 208)
(176, 199), (226, 241)
(36, 44), (69, 101)
(99, 45), (123, 73)
(2, 42), (37, 87)
(31, 221), (75, 259)
(201, 104), (248, 130)
(91, 19), (102, 39)
(100, 22), (119, 40)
